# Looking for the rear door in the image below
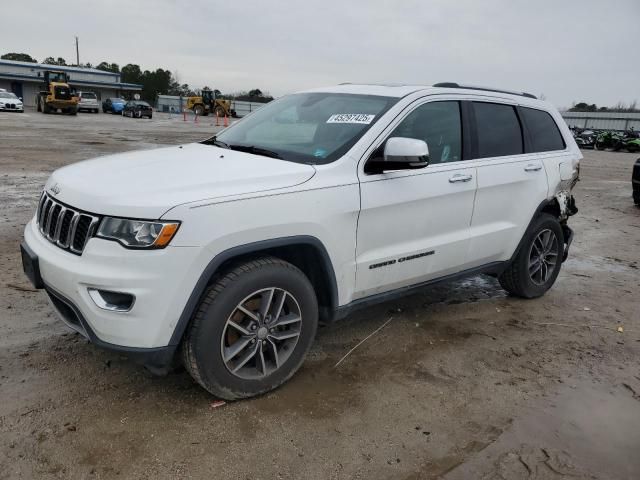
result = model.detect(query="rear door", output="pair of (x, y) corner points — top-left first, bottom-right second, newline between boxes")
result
(465, 101), (549, 267)
(355, 99), (477, 299)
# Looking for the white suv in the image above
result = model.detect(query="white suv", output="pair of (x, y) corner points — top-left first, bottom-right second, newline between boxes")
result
(21, 83), (580, 399)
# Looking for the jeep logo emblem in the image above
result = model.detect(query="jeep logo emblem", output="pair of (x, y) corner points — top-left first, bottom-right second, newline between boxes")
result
(50, 183), (61, 195)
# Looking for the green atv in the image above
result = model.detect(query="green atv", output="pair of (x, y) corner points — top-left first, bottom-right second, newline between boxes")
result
(594, 130), (622, 150)
(621, 137), (640, 153)
(613, 128), (640, 153)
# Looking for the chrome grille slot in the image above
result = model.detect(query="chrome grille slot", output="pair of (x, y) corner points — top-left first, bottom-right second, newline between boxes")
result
(36, 192), (101, 255)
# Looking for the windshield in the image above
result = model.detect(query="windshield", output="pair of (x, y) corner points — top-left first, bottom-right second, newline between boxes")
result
(209, 92), (398, 164)
(81, 92), (97, 99)
(0, 92), (18, 99)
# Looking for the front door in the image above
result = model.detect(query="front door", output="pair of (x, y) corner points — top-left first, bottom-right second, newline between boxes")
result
(355, 100), (477, 299)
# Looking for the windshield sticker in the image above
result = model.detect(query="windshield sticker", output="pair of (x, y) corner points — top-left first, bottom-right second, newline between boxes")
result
(326, 114), (375, 124)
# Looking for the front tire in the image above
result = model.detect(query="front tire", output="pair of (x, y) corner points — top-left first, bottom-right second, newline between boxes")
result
(499, 213), (564, 298)
(193, 104), (205, 116)
(182, 257), (318, 400)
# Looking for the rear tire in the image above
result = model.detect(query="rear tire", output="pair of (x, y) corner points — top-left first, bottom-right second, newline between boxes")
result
(182, 257), (318, 400)
(499, 213), (564, 299)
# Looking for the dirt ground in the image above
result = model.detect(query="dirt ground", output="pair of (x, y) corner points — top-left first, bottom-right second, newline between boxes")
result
(1, 109), (639, 480)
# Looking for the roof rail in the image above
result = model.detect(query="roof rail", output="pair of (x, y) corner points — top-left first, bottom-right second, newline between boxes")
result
(433, 82), (537, 100)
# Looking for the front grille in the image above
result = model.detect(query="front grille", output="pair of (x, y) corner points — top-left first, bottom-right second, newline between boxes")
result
(54, 86), (72, 100)
(36, 193), (100, 255)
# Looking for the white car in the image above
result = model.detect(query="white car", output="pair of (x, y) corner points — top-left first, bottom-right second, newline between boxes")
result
(77, 91), (99, 113)
(21, 83), (580, 399)
(0, 91), (24, 112)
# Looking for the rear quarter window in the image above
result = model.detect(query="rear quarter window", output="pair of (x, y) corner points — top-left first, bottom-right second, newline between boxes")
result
(520, 107), (566, 152)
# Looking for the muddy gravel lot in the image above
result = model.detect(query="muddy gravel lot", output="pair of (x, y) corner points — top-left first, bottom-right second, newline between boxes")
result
(1, 110), (639, 480)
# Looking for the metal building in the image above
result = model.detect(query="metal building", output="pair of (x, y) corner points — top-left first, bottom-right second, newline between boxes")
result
(0, 59), (142, 107)
(560, 111), (640, 131)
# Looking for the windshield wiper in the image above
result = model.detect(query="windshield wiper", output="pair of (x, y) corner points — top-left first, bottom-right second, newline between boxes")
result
(229, 144), (283, 159)
(201, 136), (230, 149)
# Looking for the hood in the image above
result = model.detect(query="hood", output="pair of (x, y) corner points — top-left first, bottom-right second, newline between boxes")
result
(0, 97), (21, 104)
(44, 143), (316, 218)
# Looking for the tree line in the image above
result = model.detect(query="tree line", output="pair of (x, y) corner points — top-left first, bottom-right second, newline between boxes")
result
(569, 101), (639, 113)
(1, 52), (273, 103)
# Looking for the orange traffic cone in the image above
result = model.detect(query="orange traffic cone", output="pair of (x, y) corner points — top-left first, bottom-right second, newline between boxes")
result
(215, 112), (220, 127)
(224, 114), (229, 127)
(183, 109), (187, 121)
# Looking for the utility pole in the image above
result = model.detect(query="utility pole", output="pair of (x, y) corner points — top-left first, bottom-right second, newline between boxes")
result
(75, 36), (80, 66)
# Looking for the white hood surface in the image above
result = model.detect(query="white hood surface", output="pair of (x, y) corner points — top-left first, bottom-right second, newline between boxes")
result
(45, 143), (316, 218)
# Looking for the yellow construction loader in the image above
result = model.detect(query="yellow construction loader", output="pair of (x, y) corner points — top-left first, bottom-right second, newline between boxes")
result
(35, 71), (79, 115)
(186, 89), (235, 117)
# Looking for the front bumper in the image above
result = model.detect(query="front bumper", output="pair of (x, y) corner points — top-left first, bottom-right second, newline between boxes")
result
(22, 218), (204, 364)
(0, 104), (24, 111)
(44, 283), (176, 374)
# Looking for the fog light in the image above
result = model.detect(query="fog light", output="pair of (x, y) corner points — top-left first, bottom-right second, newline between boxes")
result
(88, 288), (135, 312)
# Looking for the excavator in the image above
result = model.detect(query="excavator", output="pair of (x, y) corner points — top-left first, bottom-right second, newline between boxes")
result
(186, 89), (235, 117)
(35, 71), (79, 115)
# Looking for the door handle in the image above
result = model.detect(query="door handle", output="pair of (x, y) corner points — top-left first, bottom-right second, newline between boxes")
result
(449, 174), (473, 183)
(524, 164), (542, 172)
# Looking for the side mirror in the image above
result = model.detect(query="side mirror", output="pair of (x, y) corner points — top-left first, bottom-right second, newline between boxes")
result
(384, 137), (429, 165)
(364, 137), (429, 174)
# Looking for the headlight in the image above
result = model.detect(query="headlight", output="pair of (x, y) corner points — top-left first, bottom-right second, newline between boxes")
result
(96, 217), (180, 249)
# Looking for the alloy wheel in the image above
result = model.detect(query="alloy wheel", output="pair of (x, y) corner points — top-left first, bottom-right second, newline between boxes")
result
(528, 229), (559, 285)
(220, 288), (302, 380)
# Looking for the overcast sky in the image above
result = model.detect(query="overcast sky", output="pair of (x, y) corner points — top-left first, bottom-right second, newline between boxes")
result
(2, 0), (638, 108)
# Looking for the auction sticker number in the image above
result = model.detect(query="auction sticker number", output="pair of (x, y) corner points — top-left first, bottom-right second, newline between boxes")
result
(326, 114), (375, 124)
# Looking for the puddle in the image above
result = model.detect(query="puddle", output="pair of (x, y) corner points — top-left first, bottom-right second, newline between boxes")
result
(445, 380), (640, 479)
(393, 274), (506, 308)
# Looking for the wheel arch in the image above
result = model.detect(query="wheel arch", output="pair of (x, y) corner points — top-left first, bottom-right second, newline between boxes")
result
(508, 197), (572, 268)
(168, 235), (339, 346)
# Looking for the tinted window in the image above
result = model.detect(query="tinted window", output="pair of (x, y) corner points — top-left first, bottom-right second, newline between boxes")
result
(521, 107), (565, 152)
(390, 101), (462, 164)
(473, 102), (523, 158)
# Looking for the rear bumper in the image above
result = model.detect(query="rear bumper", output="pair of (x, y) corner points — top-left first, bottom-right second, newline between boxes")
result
(562, 224), (574, 262)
